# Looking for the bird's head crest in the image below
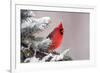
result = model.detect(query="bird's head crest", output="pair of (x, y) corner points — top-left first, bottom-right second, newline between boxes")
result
(58, 22), (64, 35)
(58, 22), (63, 28)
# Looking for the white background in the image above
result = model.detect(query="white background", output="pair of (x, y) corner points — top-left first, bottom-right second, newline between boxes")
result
(0, 0), (100, 73)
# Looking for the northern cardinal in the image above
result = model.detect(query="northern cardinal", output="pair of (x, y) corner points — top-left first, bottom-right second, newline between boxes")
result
(47, 22), (64, 52)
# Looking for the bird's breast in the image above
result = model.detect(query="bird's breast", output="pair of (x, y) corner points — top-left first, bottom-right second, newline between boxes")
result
(51, 32), (63, 49)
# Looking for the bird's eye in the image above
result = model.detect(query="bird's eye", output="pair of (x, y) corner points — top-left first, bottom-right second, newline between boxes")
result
(60, 29), (63, 35)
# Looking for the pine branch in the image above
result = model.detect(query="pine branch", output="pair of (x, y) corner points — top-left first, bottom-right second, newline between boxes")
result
(21, 10), (72, 63)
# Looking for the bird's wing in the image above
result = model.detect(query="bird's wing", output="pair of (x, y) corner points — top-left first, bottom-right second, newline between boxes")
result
(47, 28), (57, 39)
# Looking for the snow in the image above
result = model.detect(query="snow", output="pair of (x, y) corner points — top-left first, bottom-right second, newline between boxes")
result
(21, 10), (72, 63)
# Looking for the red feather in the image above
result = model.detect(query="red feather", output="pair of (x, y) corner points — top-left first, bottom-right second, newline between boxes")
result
(48, 22), (64, 52)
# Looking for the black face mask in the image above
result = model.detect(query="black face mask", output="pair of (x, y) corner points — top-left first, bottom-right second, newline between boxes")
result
(60, 29), (63, 35)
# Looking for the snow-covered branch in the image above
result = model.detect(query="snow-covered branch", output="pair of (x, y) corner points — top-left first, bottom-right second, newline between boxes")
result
(21, 10), (72, 63)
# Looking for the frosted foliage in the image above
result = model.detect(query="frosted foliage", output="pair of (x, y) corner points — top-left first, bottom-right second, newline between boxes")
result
(21, 10), (72, 63)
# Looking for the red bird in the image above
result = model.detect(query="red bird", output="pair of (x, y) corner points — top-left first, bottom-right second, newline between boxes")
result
(47, 22), (64, 52)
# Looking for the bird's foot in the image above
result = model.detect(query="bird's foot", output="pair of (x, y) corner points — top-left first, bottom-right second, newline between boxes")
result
(48, 49), (59, 55)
